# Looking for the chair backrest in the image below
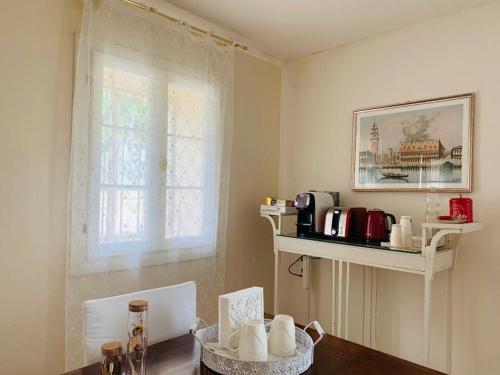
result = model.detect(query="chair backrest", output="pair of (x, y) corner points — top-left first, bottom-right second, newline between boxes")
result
(82, 281), (196, 365)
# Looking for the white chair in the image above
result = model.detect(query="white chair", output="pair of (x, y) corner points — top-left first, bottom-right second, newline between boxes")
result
(82, 281), (196, 365)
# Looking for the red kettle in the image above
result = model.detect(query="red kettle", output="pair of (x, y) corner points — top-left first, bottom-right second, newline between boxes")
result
(365, 209), (396, 241)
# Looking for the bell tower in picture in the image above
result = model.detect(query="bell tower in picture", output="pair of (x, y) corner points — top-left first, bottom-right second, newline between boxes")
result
(370, 120), (379, 156)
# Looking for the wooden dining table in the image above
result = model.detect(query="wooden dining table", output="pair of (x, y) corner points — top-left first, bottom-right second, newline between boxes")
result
(63, 328), (444, 375)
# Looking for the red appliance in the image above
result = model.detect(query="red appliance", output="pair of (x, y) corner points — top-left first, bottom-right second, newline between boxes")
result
(449, 196), (473, 223)
(365, 209), (396, 241)
(323, 207), (367, 239)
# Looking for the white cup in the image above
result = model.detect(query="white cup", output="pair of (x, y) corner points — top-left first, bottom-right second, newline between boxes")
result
(268, 314), (296, 357)
(390, 224), (402, 247)
(228, 320), (268, 361)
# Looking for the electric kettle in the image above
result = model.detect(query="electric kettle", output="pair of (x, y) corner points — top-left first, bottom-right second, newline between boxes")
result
(364, 209), (396, 241)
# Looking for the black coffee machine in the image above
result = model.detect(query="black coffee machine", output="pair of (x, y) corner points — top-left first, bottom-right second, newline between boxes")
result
(294, 191), (340, 237)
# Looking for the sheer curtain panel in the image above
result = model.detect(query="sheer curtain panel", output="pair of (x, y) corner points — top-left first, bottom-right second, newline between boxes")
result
(66, 0), (233, 369)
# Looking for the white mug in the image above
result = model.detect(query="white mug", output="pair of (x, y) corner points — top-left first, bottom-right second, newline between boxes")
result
(228, 320), (268, 361)
(390, 224), (402, 247)
(268, 314), (296, 357)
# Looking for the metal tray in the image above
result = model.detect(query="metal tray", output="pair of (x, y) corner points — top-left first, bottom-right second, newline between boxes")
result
(190, 318), (324, 375)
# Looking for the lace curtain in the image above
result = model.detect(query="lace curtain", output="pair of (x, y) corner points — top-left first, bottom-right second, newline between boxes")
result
(66, 0), (233, 369)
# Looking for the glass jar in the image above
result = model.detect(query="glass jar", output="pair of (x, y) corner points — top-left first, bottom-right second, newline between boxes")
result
(126, 300), (148, 375)
(101, 341), (122, 375)
(425, 188), (441, 223)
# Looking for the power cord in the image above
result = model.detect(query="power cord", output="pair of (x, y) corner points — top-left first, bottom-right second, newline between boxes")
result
(288, 256), (304, 277)
(287, 256), (323, 278)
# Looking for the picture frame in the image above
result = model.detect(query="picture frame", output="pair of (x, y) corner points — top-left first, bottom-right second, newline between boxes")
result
(351, 93), (474, 192)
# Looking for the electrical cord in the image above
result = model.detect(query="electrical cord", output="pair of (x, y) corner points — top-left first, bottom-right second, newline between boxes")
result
(287, 256), (322, 278)
(288, 256), (304, 277)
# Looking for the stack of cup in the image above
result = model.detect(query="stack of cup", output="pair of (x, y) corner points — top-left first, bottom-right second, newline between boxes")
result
(400, 216), (413, 247)
(390, 224), (402, 247)
(229, 320), (269, 361)
(268, 315), (297, 357)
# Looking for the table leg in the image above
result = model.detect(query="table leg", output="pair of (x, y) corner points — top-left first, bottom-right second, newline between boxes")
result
(338, 259), (343, 338)
(362, 266), (370, 346)
(332, 258), (336, 335)
(423, 274), (432, 366)
(274, 251), (280, 315)
(370, 268), (378, 349)
(303, 256), (311, 322)
(446, 268), (453, 374)
(345, 261), (350, 340)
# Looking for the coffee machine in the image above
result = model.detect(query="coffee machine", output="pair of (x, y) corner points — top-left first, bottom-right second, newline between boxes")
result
(294, 191), (340, 237)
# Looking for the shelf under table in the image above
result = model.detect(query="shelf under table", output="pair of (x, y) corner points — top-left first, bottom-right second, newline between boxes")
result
(276, 233), (454, 274)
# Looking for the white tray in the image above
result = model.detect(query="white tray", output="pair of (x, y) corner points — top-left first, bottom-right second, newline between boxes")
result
(190, 318), (324, 375)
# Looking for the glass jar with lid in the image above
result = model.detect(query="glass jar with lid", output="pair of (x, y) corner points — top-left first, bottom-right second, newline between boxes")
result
(126, 300), (148, 375)
(101, 341), (122, 375)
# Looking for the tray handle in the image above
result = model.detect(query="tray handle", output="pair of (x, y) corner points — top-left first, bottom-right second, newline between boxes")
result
(190, 317), (208, 346)
(304, 320), (325, 347)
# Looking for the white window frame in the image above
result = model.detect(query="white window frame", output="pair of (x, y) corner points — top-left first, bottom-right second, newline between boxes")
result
(71, 45), (218, 276)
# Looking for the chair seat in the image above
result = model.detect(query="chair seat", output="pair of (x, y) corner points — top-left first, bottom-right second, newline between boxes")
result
(82, 281), (196, 365)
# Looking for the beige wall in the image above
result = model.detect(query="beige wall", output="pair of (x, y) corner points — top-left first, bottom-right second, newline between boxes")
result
(279, 2), (500, 374)
(0, 1), (81, 374)
(0, 2), (281, 374)
(226, 51), (281, 311)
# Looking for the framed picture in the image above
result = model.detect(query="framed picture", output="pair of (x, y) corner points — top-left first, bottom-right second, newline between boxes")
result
(352, 93), (474, 192)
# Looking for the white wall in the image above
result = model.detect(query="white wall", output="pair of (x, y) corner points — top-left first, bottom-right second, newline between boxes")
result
(279, 2), (500, 373)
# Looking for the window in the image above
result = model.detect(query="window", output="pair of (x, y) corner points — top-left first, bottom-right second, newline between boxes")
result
(98, 66), (149, 248)
(166, 83), (205, 240)
(87, 50), (216, 264)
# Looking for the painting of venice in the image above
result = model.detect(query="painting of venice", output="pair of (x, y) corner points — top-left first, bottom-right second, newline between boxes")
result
(352, 94), (473, 192)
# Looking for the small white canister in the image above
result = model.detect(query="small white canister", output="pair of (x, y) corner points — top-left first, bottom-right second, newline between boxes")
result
(400, 216), (413, 247)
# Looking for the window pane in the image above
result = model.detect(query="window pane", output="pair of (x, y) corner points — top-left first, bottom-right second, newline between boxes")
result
(116, 129), (147, 186)
(117, 92), (148, 129)
(98, 66), (150, 246)
(102, 89), (112, 125)
(166, 137), (203, 188)
(103, 66), (148, 95)
(115, 189), (146, 239)
(99, 187), (111, 242)
(101, 127), (147, 186)
(100, 126), (113, 184)
(165, 189), (202, 239)
(168, 83), (204, 138)
(100, 188), (146, 244)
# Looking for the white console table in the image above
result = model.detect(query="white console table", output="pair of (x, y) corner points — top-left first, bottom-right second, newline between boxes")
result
(261, 210), (483, 373)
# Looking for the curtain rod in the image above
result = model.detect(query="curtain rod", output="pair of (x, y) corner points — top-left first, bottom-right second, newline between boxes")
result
(121, 0), (248, 51)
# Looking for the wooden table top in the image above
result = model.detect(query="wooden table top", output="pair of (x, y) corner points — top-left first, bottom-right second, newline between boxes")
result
(63, 329), (443, 375)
